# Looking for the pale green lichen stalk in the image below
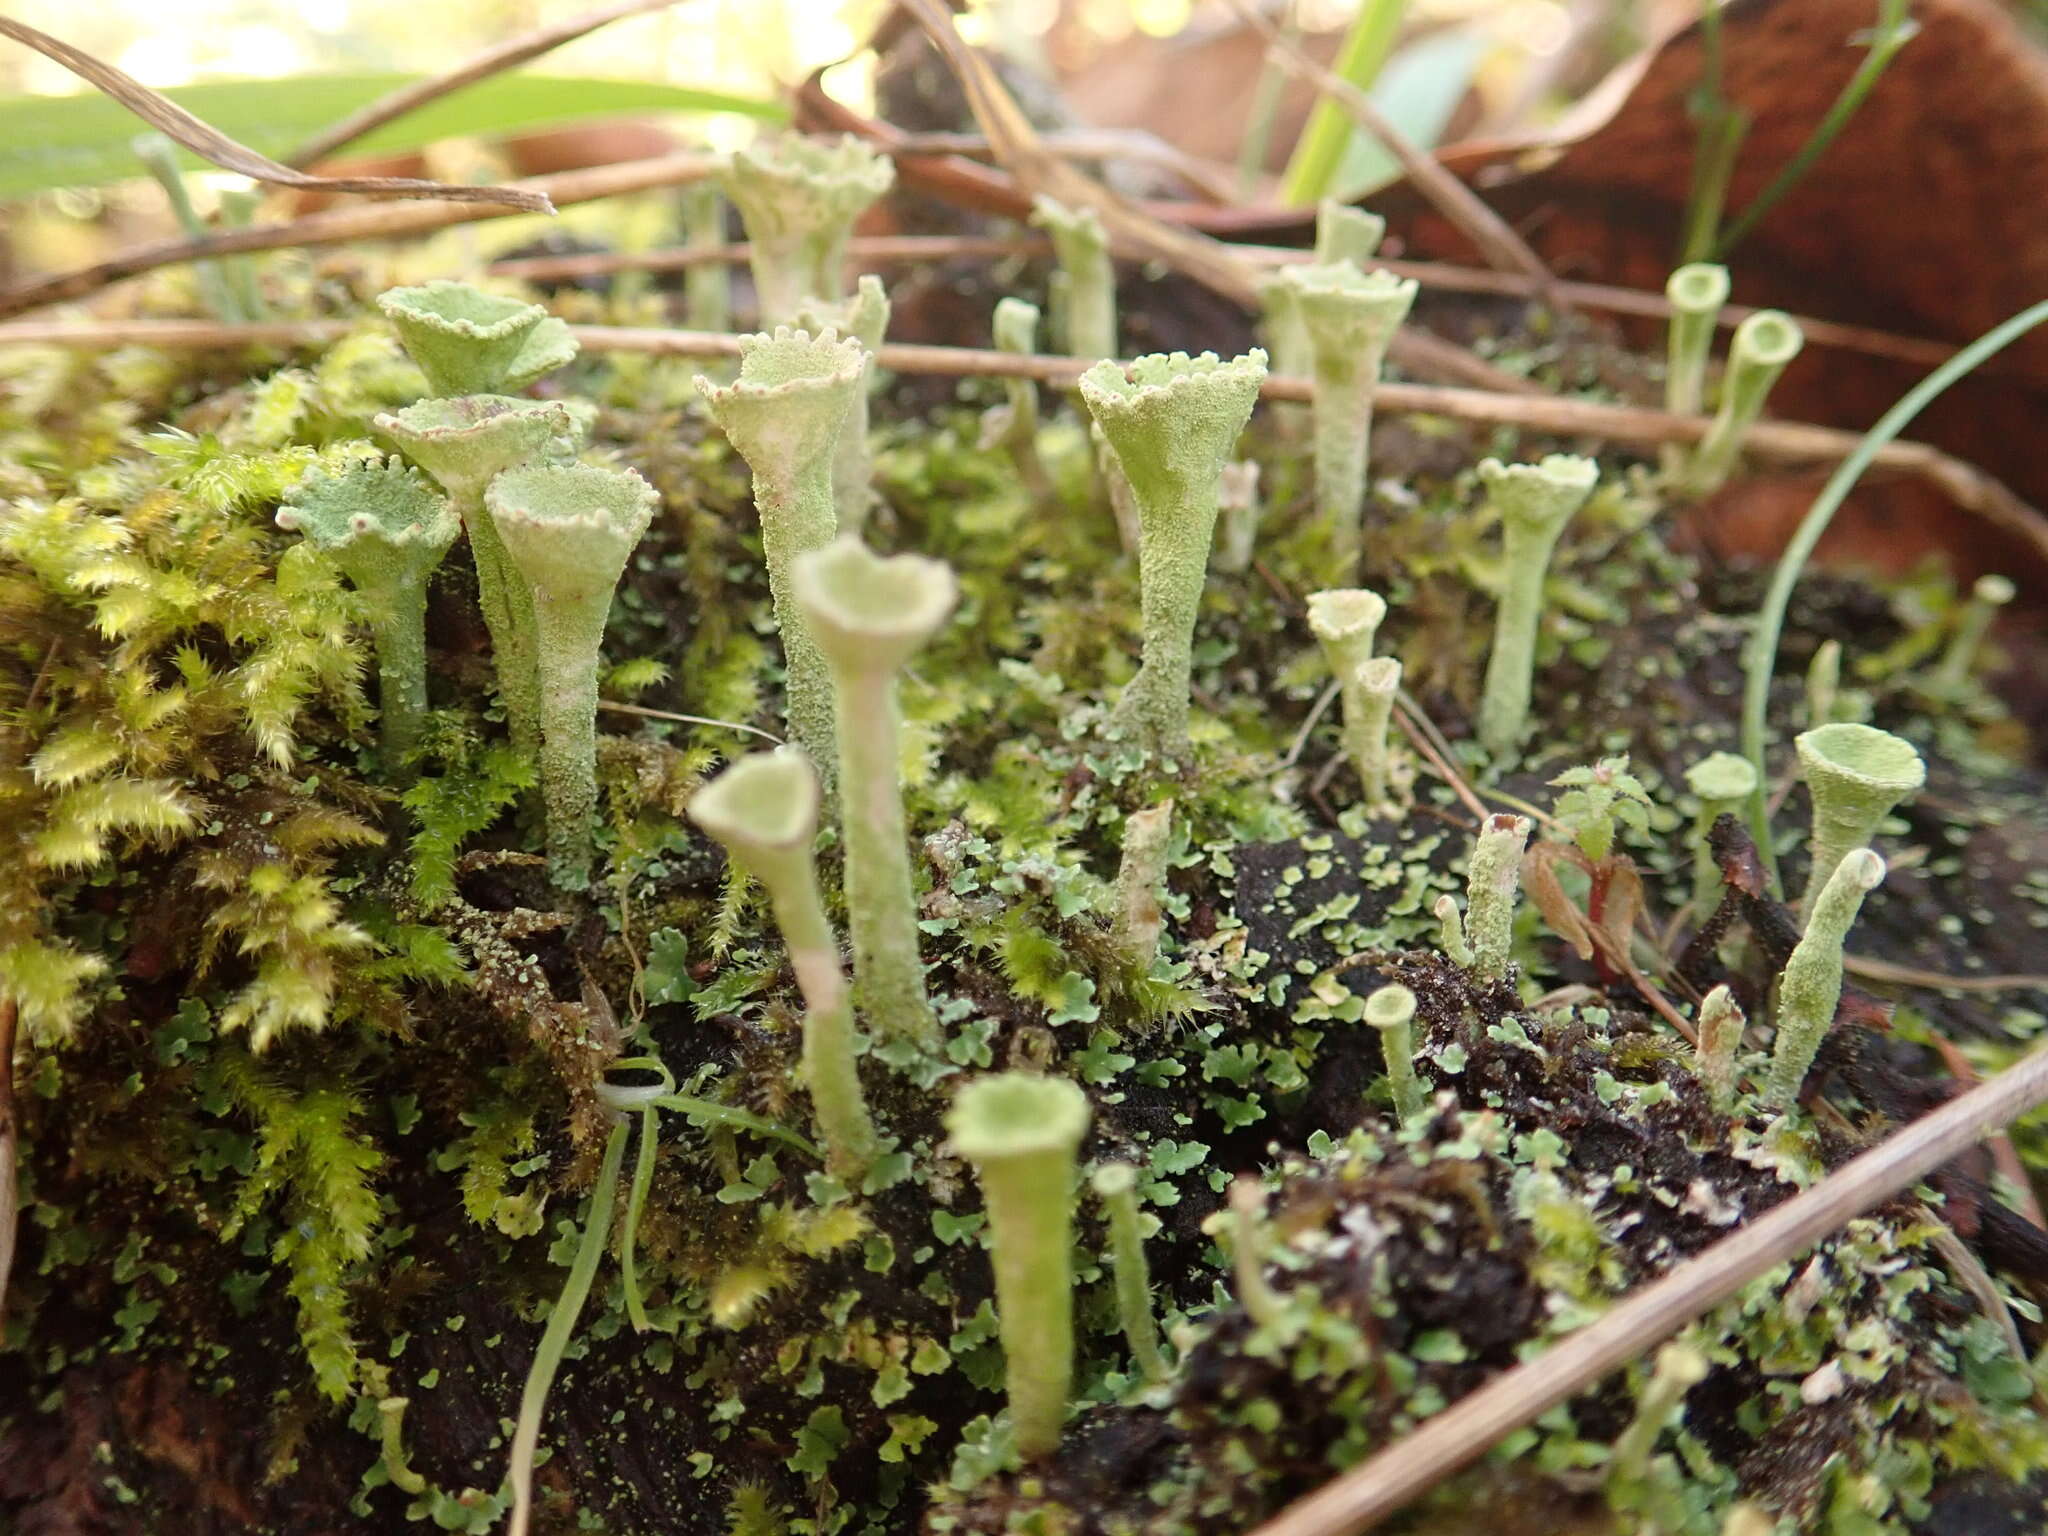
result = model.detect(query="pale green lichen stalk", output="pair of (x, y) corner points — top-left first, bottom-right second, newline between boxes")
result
(946, 1072), (1092, 1460)
(1694, 984), (1745, 1114)
(1683, 309), (1804, 497)
(689, 750), (880, 1180)
(1112, 799), (1175, 973)
(1466, 813), (1533, 982)
(277, 456), (457, 764)
(1474, 454), (1599, 759)
(1213, 459), (1264, 575)
(1033, 197), (1116, 361)
(1091, 1161), (1167, 1382)
(1305, 586), (1393, 794)
(1793, 723), (1923, 915)
(1079, 348), (1268, 758)
(486, 463), (656, 889)
(1659, 262), (1729, 479)
(1364, 982), (1424, 1126)
(720, 135), (895, 325)
(1609, 1342), (1710, 1483)
(1929, 573), (2016, 698)
(796, 275), (889, 535)
(790, 536), (956, 1049)
(375, 393), (586, 756)
(979, 297), (1051, 500)
(1683, 751), (1757, 920)
(696, 328), (867, 777)
(681, 180), (730, 334)
(1343, 658), (1402, 806)
(1227, 1177), (1285, 1330)
(1275, 263), (1416, 581)
(1764, 849), (1885, 1108)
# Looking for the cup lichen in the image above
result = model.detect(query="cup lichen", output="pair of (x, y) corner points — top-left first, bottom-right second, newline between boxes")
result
(1683, 309), (1804, 496)
(1466, 812), (1533, 983)
(1929, 573), (2017, 698)
(485, 463), (657, 889)
(276, 456), (457, 764)
(1793, 722), (1923, 915)
(688, 749), (881, 1179)
(789, 536), (956, 1049)
(1091, 1160), (1167, 1383)
(1684, 752), (1758, 920)
(1363, 982), (1424, 1125)
(696, 328), (868, 776)
(795, 275), (890, 536)
(1473, 453), (1599, 759)
(945, 1071), (1092, 1460)
(720, 135), (895, 325)
(1032, 196), (1116, 361)
(1764, 848), (1886, 1108)
(1078, 348), (1268, 758)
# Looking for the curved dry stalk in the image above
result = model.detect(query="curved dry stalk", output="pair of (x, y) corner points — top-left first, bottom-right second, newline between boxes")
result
(1245, 1036), (2048, 1536)
(0, 17), (550, 213)
(1211, 0), (1550, 287)
(283, 0), (687, 168)
(5, 318), (2043, 563)
(0, 152), (716, 320)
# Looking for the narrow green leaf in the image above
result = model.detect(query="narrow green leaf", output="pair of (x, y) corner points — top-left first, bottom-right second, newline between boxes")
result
(0, 73), (785, 200)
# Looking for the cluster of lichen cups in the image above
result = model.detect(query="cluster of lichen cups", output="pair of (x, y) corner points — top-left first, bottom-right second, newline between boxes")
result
(303, 215), (1942, 1495)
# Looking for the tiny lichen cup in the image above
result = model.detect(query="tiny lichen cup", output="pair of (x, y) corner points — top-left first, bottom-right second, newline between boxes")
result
(795, 275), (890, 536)
(689, 749), (880, 1179)
(375, 394), (587, 754)
(1079, 348), (1268, 759)
(721, 135), (896, 325)
(377, 280), (565, 398)
(486, 463), (657, 889)
(277, 456), (457, 765)
(946, 1072), (1092, 1461)
(1793, 723), (1923, 915)
(1683, 309), (1804, 496)
(1032, 196), (1116, 361)
(1280, 263), (1417, 581)
(1363, 982), (1423, 1125)
(1473, 453), (1599, 759)
(1684, 751), (1758, 920)
(790, 536), (957, 1050)
(696, 328), (868, 777)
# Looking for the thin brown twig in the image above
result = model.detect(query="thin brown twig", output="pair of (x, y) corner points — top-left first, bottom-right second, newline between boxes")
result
(284, 0), (688, 169)
(3, 317), (2042, 563)
(487, 233), (1962, 372)
(1247, 1036), (2048, 1536)
(888, 129), (1242, 203)
(1213, 0), (1551, 287)
(0, 17), (550, 213)
(1844, 954), (2048, 995)
(0, 153), (716, 320)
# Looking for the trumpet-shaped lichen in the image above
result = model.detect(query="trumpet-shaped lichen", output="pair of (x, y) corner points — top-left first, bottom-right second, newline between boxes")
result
(1078, 348), (1268, 758)
(1473, 453), (1599, 759)
(790, 536), (956, 1049)
(378, 280), (572, 398)
(696, 328), (867, 776)
(720, 136), (895, 324)
(1032, 196), (1116, 361)
(795, 274), (890, 535)
(1929, 573), (2016, 698)
(1272, 262), (1416, 581)
(946, 1072), (1092, 1459)
(1092, 1160), (1167, 1382)
(1764, 848), (1886, 1108)
(1684, 752), (1758, 919)
(1683, 309), (1804, 496)
(1793, 723), (1923, 915)
(276, 455), (457, 764)
(689, 750), (880, 1178)
(485, 462), (657, 889)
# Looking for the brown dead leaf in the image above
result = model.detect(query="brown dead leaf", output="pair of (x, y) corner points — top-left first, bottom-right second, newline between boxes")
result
(1393, 0), (2048, 588)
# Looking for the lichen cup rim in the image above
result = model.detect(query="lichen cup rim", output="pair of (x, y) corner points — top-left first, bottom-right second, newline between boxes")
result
(1685, 750), (1759, 802)
(1794, 722), (1927, 796)
(946, 1073), (1090, 1164)
(1306, 588), (1387, 645)
(686, 748), (819, 853)
(790, 536), (957, 654)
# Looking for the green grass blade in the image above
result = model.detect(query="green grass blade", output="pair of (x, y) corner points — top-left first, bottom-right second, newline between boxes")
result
(0, 73), (784, 201)
(1277, 0), (1406, 208)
